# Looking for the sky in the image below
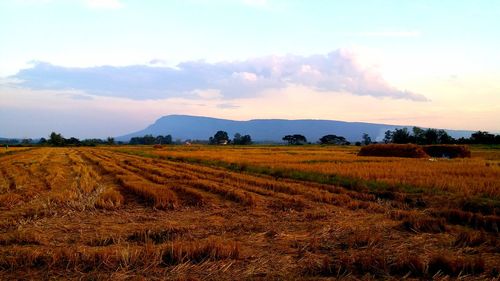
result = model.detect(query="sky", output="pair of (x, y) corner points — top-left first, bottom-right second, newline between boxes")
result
(1, 0), (499, 138)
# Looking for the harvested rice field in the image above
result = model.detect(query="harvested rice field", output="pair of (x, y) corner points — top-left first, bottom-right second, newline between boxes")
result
(0, 146), (499, 280)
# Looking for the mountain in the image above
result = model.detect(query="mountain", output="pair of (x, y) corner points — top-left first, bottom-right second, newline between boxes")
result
(116, 115), (474, 143)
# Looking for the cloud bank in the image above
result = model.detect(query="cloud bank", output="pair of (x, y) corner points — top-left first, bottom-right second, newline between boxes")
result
(10, 50), (427, 101)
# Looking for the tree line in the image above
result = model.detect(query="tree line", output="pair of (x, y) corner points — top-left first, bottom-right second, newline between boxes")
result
(382, 127), (500, 145)
(129, 135), (173, 145)
(3, 127), (499, 147)
(208, 131), (252, 145)
(39, 132), (117, 147)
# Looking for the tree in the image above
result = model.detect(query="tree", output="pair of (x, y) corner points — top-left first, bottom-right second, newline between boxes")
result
(392, 128), (411, 144)
(233, 133), (242, 144)
(361, 133), (372, 145)
(65, 137), (81, 146)
(383, 130), (393, 144)
(233, 133), (252, 145)
(437, 130), (454, 144)
(48, 132), (65, 146)
(129, 135), (172, 145)
(424, 128), (439, 144)
(129, 135), (150, 145)
(412, 127), (425, 144)
(319, 134), (349, 145)
(470, 131), (495, 144)
(209, 131), (229, 145)
(156, 135), (172, 145)
(38, 138), (47, 145)
(81, 138), (105, 146)
(283, 134), (307, 145)
(106, 137), (115, 145)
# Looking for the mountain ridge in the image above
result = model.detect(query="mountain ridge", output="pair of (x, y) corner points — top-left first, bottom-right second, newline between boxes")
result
(116, 115), (475, 143)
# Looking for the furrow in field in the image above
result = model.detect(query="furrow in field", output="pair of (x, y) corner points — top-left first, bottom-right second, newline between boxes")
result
(86, 149), (255, 207)
(0, 149), (56, 209)
(64, 149), (124, 210)
(97, 149), (385, 212)
(93, 150), (290, 205)
(108, 149), (370, 200)
(86, 150), (211, 207)
(78, 149), (181, 209)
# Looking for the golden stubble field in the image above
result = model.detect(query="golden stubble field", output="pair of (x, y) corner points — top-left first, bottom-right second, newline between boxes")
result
(0, 145), (498, 280)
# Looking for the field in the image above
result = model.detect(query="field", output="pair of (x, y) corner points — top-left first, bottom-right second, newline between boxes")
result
(0, 145), (499, 280)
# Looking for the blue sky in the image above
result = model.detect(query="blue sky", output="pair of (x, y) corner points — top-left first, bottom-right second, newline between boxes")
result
(1, 0), (499, 138)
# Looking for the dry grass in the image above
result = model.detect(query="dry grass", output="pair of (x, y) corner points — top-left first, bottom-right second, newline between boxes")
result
(0, 146), (498, 279)
(95, 188), (124, 209)
(400, 215), (446, 233)
(134, 144), (500, 199)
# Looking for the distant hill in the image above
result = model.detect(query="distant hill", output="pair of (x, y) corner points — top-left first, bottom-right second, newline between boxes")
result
(116, 115), (474, 143)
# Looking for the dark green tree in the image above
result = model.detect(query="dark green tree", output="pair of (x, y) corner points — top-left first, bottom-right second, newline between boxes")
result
(437, 130), (454, 144)
(319, 134), (349, 145)
(156, 135), (172, 145)
(233, 133), (252, 145)
(392, 128), (411, 144)
(129, 134), (156, 145)
(283, 134), (307, 145)
(470, 131), (495, 144)
(361, 133), (372, 145)
(412, 127), (425, 144)
(48, 132), (65, 146)
(383, 130), (393, 144)
(209, 131), (229, 144)
(424, 128), (439, 144)
(65, 137), (81, 146)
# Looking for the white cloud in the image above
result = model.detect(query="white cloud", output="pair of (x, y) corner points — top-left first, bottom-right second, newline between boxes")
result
(194, 89), (223, 99)
(9, 49), (427, 101)
(232, 71), (258, 82)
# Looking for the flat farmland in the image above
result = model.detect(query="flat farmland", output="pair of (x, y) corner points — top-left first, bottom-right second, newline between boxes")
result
(0, 146), (499, 280)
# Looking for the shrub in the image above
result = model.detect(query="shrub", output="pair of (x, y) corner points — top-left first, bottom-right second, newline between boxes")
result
(358, 144), (429, 158)
(422, 145), (471, 158)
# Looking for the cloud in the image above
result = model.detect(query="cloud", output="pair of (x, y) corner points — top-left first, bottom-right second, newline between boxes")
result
(217, 103), (240, 109)
(9, 50), (427, 101)
(193, 89), (223, 99)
